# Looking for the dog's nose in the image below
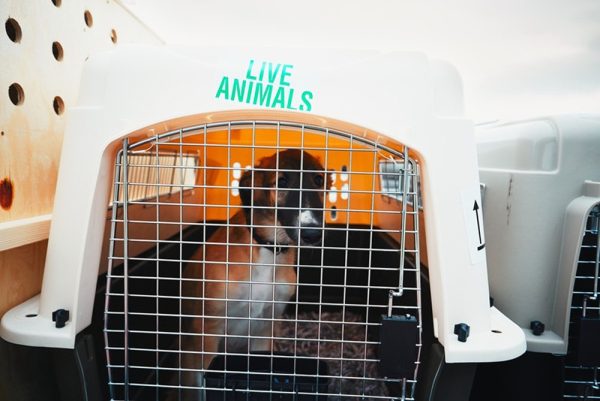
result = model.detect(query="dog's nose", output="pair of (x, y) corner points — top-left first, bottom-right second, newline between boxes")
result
(300, 227), (322, 244)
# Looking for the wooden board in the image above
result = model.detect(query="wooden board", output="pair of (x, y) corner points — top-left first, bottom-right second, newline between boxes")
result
(0, 0), (161, 318)
(0, 241), (46, 318)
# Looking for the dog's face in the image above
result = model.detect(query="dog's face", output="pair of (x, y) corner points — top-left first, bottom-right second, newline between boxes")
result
(239, 149), (331, 246)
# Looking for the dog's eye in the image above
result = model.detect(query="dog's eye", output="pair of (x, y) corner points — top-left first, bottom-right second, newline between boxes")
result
(277, 176), (288, 188)
(314, 174), (324, 187)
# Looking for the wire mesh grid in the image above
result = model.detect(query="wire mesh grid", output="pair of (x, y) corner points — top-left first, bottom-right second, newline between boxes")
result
(104, 121), (423, 401)
(564, 205), (600, 399)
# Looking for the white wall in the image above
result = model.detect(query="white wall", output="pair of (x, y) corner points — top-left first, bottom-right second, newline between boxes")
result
(121, 0), (600, 122)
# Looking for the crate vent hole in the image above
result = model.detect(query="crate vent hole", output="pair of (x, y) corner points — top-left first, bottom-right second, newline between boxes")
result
(9, 83), (24, 105)
(5, 18), (22, 43)
(53, 96), (64, 115)
(52, 41), (63, 61)
(84, 10), (93, 27)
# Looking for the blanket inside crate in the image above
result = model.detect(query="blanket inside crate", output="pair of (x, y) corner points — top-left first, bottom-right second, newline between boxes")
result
(274, 310), (390, 399)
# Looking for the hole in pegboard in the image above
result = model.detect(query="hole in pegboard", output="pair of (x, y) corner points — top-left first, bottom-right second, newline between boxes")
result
(0, 177), (14, 210)
(5, 18), (22, 43)
(53, 96), (65, 115)
(330, 205), (338, 220)
(84, 10), (93, 28)
(52, 41), (63, 61)
(51, 0), (61, 7)
(110, 28), (118, 44)
(8, 83), (24, 105)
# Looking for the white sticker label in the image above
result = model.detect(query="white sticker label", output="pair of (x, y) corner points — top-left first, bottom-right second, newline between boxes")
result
(461, 187), (486, 264)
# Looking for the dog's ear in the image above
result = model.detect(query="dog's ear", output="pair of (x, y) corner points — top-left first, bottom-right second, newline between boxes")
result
(238, 168), (253, 207)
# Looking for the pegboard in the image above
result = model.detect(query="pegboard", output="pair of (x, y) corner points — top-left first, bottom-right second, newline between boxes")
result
(0, 0), (161, 316)
(1, 0), (161, 222)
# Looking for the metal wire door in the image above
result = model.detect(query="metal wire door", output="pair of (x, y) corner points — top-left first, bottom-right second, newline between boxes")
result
(104, 121), (423, 401)
(564, 205), (600, 400)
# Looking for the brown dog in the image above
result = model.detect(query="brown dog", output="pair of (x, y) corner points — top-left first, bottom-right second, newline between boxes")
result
(181, 149), (329, 397)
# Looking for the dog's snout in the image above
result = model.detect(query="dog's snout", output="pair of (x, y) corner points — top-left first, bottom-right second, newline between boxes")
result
(298, 210), (323, 244)
(300, 227), (322, 244)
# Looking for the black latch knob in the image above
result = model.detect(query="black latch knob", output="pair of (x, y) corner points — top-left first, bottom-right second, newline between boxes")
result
(530, 320), (545, 336)
(454, 323), (470, 342)
(52, 309), (70, 328)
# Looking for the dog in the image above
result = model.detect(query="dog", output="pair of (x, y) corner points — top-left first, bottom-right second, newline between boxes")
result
(180, 149), (330, 398)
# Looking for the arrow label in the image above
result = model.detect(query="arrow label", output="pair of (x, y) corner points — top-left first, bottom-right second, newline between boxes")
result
(473, 201), (485, 250)
(461, 188), (487, 264)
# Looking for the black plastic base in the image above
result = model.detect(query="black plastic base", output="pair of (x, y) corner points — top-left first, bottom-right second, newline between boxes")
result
(205, 353), (329, 401)
(0, 331), (106, 401)
(469, 351), (565, 401)
(415, 342), (477, 401)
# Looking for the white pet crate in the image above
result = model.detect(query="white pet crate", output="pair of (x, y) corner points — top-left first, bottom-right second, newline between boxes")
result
(1, 45), (526, 400)
(476, 115), (600, 399)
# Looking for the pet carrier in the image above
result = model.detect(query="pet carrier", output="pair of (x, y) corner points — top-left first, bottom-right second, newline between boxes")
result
(1, 45), (526, 400)
(472, 115), (600, 400)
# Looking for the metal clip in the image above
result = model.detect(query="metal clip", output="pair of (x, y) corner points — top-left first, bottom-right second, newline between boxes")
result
(388, 289), (402, 317)
(590, 206), (600, 235)
(584, 295), (599, 319)
(585, 368), (599, 400)
(593, 208), (600, 299)
(400, 377), (407, 401)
